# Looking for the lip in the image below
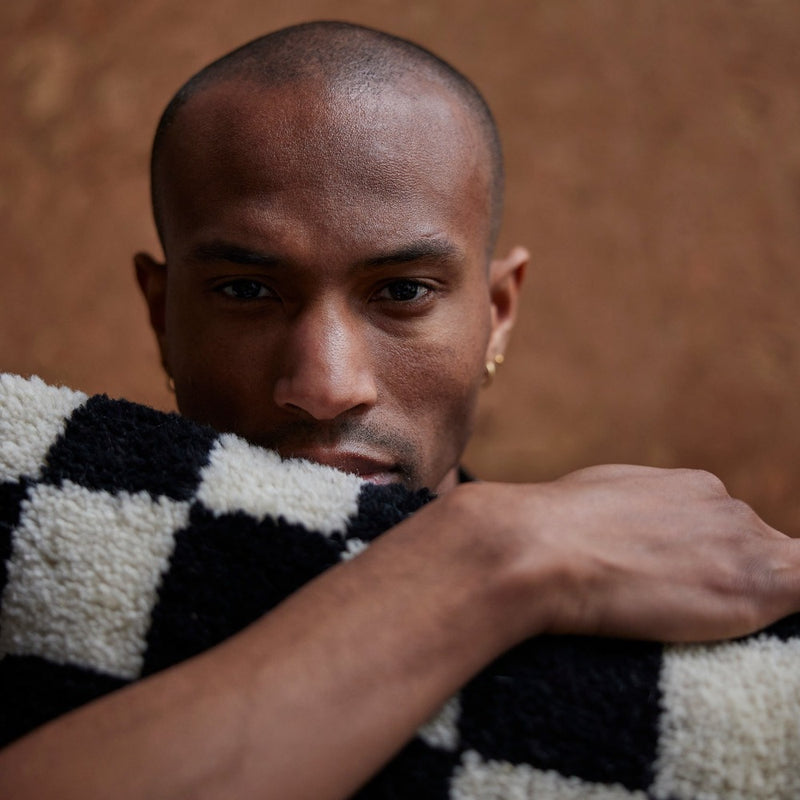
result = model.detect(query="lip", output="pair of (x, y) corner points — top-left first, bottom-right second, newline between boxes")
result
(286, 448), (399, 484)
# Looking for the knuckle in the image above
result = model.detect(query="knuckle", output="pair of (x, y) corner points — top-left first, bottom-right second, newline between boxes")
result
(679, 468), (728, 495)
(734, 546), (788, 599)
(559, 464), (615, 482)
(727, 497), (757, 520)
(564, 464), (664, 483)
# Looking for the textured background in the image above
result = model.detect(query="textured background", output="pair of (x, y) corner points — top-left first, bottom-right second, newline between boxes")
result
(2, 1), (799, 534)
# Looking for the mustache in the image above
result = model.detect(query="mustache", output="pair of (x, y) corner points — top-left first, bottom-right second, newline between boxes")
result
(250, 418), (419, 482)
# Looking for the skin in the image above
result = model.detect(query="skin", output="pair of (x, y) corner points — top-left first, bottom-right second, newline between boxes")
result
(3, 67), (800, 800)
(136, 76), (526, 493)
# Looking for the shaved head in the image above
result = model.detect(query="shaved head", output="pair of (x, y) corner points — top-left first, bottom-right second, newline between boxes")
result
(150, 20), (504, 255)
(137, 21), (525, 493)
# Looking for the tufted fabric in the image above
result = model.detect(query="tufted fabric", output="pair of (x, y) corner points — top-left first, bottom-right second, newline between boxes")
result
(1, 373), (799, 799)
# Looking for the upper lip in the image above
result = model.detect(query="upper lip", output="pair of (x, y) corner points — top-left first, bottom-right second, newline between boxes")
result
(284, 447), (396, 477)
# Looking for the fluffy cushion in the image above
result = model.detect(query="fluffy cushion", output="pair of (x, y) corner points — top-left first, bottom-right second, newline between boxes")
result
(1, 373), (799, 799)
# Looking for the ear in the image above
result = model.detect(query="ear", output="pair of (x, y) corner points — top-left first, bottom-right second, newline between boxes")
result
(134, 252), (170, 374)
(486, 245), (528, 360)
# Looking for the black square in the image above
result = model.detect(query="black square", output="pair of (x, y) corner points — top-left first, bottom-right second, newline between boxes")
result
(346, 483), (434, 544)
(0, 654), (127, 748)
(0, 478), (31, 593)
(40, 396), (217, 500)
(141, 502), (346, 676)
(459, 635), (663, 790)
(354, 738), (458, 799)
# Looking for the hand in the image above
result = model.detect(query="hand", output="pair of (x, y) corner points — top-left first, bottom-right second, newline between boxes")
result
(444, 465), (800, 644)
(4, 465), (796, 800)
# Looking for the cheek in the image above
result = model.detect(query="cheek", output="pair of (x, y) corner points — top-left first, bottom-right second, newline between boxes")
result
(163, 289), (277, 429)
(377, 306), (490, 475)
(392, 340), (483, 413)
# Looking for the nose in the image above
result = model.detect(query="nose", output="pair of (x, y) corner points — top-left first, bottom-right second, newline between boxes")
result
(273, 301), (378, 420)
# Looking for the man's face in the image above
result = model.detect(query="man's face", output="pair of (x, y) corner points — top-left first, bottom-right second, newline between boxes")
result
(140, 78), (519, 493)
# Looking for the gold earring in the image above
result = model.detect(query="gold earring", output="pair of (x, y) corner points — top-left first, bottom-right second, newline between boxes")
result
(483, 353), (505, 386)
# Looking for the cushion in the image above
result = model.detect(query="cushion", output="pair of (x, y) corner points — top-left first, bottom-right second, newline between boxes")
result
(1, 373), (799, 799)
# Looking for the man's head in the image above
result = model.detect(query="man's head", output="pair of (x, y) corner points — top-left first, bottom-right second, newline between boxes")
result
(136, 21), (527, 493)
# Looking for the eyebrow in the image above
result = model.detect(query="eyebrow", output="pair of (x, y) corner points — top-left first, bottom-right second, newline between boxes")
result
(186, 237), (463, 269)
(188, 241), (281, 266)
(361, 239), (463, 267)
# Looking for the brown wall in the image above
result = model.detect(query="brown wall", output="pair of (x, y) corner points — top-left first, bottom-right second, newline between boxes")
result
(2, 1), (799, 534)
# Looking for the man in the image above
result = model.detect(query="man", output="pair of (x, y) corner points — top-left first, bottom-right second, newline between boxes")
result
(2, 21), (799, 800)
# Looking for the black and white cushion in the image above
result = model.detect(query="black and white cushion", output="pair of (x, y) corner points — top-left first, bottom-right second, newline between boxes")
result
(1, 373), (799, 799)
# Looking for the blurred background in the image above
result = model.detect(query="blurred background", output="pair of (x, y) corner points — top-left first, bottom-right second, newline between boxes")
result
(2, 1), (799, 534)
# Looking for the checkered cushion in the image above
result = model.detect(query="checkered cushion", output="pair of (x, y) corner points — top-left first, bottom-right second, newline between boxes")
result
(1, 373), (799, 799)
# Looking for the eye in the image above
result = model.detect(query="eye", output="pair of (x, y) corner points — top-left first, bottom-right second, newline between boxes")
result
(374, 279), (431, 303)
(217, 279), (274, 300)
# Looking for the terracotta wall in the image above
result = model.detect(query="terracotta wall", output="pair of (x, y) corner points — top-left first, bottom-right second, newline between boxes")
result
(2, 1), (799, 534)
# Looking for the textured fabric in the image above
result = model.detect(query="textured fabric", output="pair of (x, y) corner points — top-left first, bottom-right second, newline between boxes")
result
(1, 372), (799, 799)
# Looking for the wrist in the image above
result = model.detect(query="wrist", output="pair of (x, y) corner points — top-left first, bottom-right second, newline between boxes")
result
(411, 482), (554, 651)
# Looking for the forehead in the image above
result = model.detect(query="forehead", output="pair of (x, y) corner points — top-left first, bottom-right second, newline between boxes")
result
(156, 77), (493, 261)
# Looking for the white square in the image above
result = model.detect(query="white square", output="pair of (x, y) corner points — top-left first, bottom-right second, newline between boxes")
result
(418, 694), (461, 751)
(652, 637), (800, 799)
(451, 750), (647, 800)
(0, 480), (189, 679)
(196, 434), (364, 536)
(0, 374), (86, 482)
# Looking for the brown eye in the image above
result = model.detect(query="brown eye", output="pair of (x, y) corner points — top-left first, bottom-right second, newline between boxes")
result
(219, 280), (272, 300)
(376, 280), (430, 302)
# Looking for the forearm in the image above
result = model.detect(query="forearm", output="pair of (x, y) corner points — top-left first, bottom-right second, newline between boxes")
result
(0, 487), (529, 800)
(5, 468), (799, 799)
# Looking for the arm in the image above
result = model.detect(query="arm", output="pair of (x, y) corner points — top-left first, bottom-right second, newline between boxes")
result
(0, 484), (518, 800)
(1, 466), (799, 799)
